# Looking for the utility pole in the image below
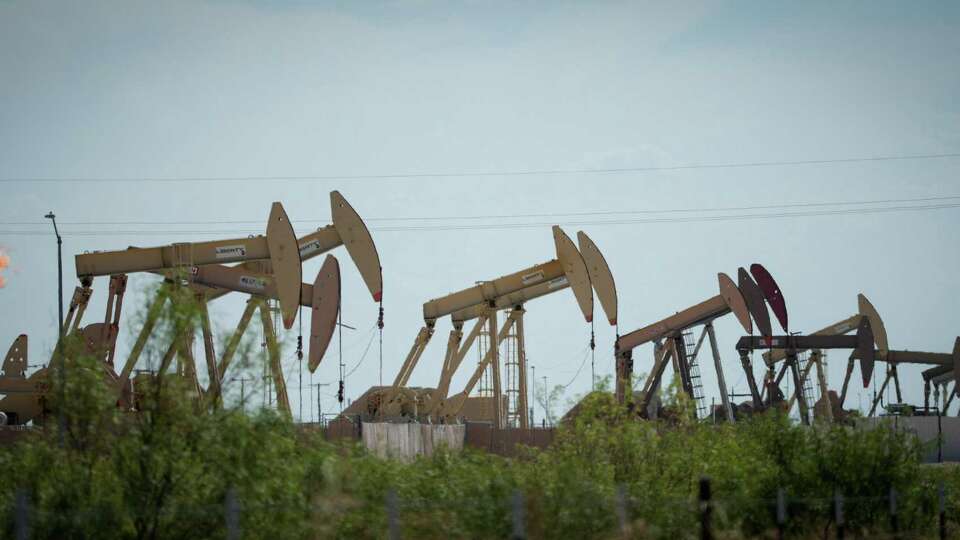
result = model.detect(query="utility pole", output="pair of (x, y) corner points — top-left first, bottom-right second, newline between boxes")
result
(44, 212), (65, 448)
(542, 375), (548, 426)
(44, 212), (63, 334)
(314, 383), (330, 425)
(530, 364), (536, 427)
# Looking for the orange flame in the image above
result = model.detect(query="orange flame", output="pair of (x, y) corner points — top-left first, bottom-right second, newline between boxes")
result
(0, 250), (8, 288)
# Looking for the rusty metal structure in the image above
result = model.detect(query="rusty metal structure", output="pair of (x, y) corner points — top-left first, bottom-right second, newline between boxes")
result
(760, 293), (886, 423)
(614, 269), (753, 420)
(761, 292), (960, 420)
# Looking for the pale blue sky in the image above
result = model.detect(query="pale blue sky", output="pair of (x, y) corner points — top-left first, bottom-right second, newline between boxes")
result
(1, 1), (958, 420)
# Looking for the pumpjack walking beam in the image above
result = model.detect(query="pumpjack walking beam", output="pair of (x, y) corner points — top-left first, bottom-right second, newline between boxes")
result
(77, 202), (304, 329)
(420, 226), (596, 324)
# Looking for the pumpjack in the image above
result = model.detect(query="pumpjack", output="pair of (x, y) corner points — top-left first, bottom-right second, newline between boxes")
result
(347, 227), (616, 428)
(0, 335), (42, 425)
(762, 291), (960, 419)
(760, 293), (886, 423)
(733, 264), (878, 425)
(922, 349), (960, 415)
(863, 337), (960, 416)
(422, 230), (616, 427)
(0, 192), (382, 423)
(614, 270), (754, 421)
(0, 274), (134, 424)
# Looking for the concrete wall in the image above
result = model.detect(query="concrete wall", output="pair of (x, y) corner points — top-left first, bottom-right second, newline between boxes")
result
(361, 422), (465, 461)
(859, 416), (960, 463)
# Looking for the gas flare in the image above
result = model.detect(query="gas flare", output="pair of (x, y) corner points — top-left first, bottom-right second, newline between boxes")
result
(0, 249), (9, 288)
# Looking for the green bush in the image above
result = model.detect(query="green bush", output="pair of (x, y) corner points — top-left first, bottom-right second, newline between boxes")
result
(1, 294), (957, 538)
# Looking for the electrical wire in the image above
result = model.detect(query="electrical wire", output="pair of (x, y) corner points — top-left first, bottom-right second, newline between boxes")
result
(2, 201), (957, 237)
(590, 321), (596, 391)
(344, 330), (377, 379)
(2, 194), (958, 226)
(560, 347), (593, 389)
(298, 305), (303, 421)
(2, 151), (957, 183)
(337, 301), (344, 412)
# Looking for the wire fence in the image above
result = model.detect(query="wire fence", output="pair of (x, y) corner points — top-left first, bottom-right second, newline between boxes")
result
(5, 477), (955, 539)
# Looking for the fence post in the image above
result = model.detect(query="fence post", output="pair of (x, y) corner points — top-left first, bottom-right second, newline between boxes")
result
(889, 486), (899, 540)
(615, 484), (630, 539)
(834, 491), (844, 540)
(14, 488), (29, 540)
(511, 490), (526, 540)
(776, 488), (787, 540)
(699, 476), (712, 540)
(225, 486), (240, 540)
(938, 405), (943, 463)
(939, 481), (947, 540)
(386, 489), (400, 540)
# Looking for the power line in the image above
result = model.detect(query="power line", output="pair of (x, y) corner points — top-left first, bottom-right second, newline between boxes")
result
(1, 152), (957, 183)
(0, 201), (957, 236)
(1, 194), (958, 226)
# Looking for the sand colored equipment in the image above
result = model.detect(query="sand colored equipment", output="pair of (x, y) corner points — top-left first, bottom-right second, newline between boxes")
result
(0, 335), (43, 425)
(0, 276), (133, 425)
(152, 191), (379, 412)
(76, 204), (328, 414)
(77, 202), (304, 327)
(131, 255), (342, 415)
(422, 230), (617, 427)
(369, 226), (614, 428)
(2, 192), (380, 421)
